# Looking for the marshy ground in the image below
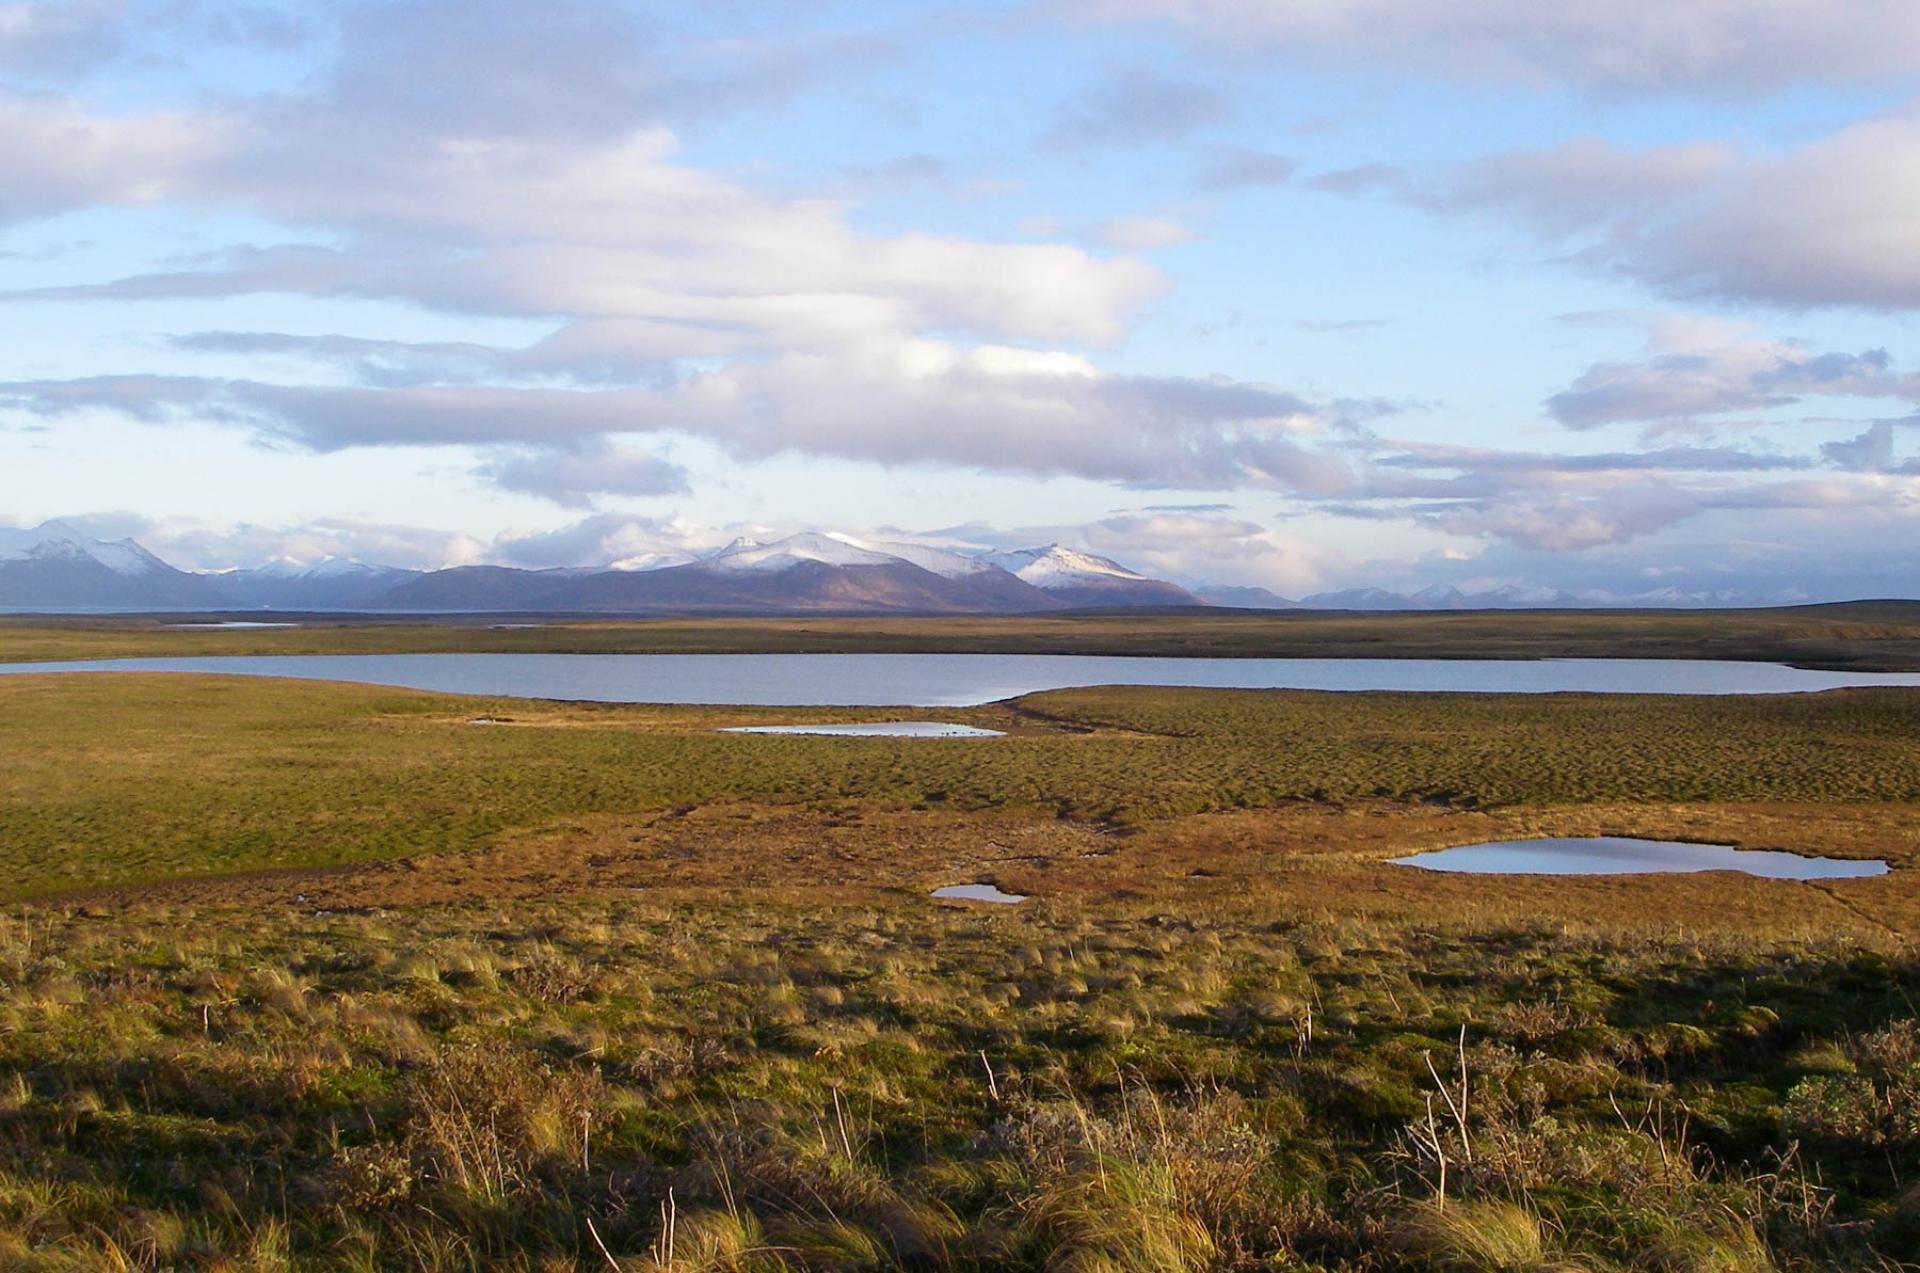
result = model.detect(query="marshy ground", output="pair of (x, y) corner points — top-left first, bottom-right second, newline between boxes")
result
(2, 667), (1917, 1270)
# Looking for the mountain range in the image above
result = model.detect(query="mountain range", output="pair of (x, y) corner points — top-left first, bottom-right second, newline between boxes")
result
(0, 520), (1817, 614)
(0, 523), (1204, 614)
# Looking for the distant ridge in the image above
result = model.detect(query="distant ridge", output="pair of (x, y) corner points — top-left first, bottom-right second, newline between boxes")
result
(981, 545), (1203, 607)
(0, 520), (1862, 614)
(0, 521), (224, 609)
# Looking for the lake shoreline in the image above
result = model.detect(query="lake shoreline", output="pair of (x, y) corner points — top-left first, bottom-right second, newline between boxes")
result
(5, 651), (1920, 705)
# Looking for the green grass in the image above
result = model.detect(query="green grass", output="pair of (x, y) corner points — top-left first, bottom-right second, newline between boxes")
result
(3, 674), (1920, 899)
(7, 599), (1920, 669)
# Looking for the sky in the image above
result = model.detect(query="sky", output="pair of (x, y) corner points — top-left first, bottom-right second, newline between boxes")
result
(3, 0), (1919, 601)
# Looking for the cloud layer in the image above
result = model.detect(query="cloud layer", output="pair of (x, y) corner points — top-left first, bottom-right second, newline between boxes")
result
(3, 0), (1919, 598)
(1059, 0), (1920, 93)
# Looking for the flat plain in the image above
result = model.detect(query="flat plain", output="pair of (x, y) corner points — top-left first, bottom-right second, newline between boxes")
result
(7, 600), (1920, 669)
(3, 626), (1918, 1271)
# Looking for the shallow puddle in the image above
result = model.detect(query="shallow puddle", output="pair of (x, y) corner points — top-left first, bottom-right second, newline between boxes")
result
(931, 883), (1028, 903)
(1391, 836), (1888, 879)
(720, 722), (1004, 737)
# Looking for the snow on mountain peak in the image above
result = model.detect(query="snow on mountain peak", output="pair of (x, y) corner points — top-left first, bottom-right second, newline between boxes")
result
(702, 531), (902, 573)
(0, 520), (168, 576)
(698, 531), (993, 578)
(981, 544), (1149, 587)
(609, 549), (698, 572)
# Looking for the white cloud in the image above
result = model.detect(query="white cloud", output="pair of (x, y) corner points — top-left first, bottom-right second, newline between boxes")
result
(474, 440), (691, 508)
(1099, 215), (1198, 250)
(1419, 115), (1920, 311)
(1055, 0), (1920, 93)
(1041, 65), (1232, 150)
(1544, 317), (1920, 427)
(1077, 511), (1328, 594)
(0, 352), (1373, 492)
(1196, 147), (1295, 190)
(118, 515), (490, 573)
(0, 96), (230, 224)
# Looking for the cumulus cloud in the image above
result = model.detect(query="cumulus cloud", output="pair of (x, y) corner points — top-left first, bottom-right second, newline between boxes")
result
(1310, 418), (1919, 554)
(1098, 215), (1198, 249)
(1544, 318), (1920, 427)
(0, 354), (1375, 492)
(1041, 65), (1232, 150)
(1820, 423), (1909, 473)
(491, 513), (720, 570)
(1406, 503), (1920, 603)
(1435, 137), (1732, 236)
(1053, 0), (1920, 94)
(9, 0), (1919, 596)
(0, 1), (311, 84)
(1076, 511), (1327, 593)
(1196, 147), (1295, 189)
(1358, 473), (1920, 553)
(0, 96), (230, 224)
(1412, 487), (1701, 550)
(1407, 116), (1920, 311)
(1378, 439), (1809, 476)
(0, 0), (128, 79)
(18, 127), (1162, 346)
(94, 514), (491, 573)
(912, 511), (1332, 595)
(475, 441), (691, 508)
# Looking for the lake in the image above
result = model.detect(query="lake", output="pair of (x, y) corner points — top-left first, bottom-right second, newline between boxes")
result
(3, 653), (1919, 705)
(1391, 837), (1889, 879)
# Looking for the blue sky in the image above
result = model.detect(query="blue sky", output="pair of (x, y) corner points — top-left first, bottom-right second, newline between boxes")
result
(3, 0), (1919, 600)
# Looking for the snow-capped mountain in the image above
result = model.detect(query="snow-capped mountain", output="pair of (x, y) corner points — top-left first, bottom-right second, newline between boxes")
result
(702, 532), (906, 574)
(0, 519), (172, 575)
(536, 532), (1058, 613)
(207, 558), (424, 609)
(0, 519), (1831, 614)
(980, 545), (1203, 607)
(701, 532), (996, 580)
(608, 549), (699, 572)
(0, 520), (223, 609)
(362, 532), (1065, 614)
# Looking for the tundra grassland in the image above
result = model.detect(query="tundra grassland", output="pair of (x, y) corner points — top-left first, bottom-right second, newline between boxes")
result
(6, 600), (1920, 670)
(2, 672), (1918, 1271)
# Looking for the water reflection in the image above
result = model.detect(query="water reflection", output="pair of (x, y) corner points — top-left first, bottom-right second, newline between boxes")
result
(1391, 837), (1888, 879)
(720, 722), (1004, 737)
(931, 883), (1028, 903)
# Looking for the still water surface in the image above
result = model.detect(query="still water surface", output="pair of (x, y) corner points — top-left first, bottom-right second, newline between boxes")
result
(720, 722), (1004, 737)
(931, 884), (1028, 904)
(1391, 837), (1888, 879)
(4, 653), (1919, 705)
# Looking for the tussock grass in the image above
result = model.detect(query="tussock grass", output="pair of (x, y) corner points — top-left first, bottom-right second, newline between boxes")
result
(0, 899), (1914, 1269)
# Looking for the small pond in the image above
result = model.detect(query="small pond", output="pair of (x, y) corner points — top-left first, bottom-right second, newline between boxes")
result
(1391, 837), (1888, 879)
(720, 722), (1004, 737)
(164, 621), (301, 629)
(931, 884), (1028, 903)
